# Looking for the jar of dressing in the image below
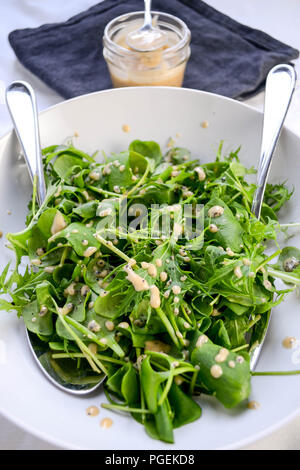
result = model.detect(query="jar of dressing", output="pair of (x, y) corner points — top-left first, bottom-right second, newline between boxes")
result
(103, 11), (191, 88)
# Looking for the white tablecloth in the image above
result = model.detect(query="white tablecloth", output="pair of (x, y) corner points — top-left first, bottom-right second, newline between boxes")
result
(0, 0), (300, 450)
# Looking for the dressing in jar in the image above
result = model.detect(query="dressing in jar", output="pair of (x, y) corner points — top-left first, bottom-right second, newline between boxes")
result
(103, 11), (191, 88)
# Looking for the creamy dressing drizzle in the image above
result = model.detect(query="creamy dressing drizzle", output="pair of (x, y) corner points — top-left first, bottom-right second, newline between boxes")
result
(210, 364), (223, 378)
(215, 348), (229, 363)
(247, 400), (260, 410)
(86, 406), (99, 417)
(196, 335), (208, 348)
(208, 206), (224, 218)
(209, 224), (218, 233)
(51, 211), (67, 235)
(83, 247), (97, 257)
(150, 285), (161, 308)
(64, 282), (76, 296)
(105, 320), (115, 331)
(44, 266), (56, 273)
(282, 336), (297, 349)
(172, 285), (181, 295)
(234, 266), (243, 279)
(122, 124), (131, 133)
(100, 417), (113, 428)
(123, 265), (149, 291)
(147, 263), (157, 277)
(194, 166), (206, 181)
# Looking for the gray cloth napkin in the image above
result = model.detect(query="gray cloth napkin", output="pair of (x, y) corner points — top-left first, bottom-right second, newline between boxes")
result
(8, 0), (299, 100)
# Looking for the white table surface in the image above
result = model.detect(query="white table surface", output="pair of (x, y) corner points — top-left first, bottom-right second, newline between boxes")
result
(0, 0), (300, 450)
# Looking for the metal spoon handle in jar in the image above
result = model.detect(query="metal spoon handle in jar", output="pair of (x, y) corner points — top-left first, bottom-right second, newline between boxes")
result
(5, 81), (46, 206)
(251, 64), (296, 219)
(144, 0), (152, 29)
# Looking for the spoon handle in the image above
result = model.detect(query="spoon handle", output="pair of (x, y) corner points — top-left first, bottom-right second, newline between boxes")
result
(5, 81), (46, 206)
(251, 64), (296, 219)
(250, 64), (296, 371)
(144, 0), (152, 27)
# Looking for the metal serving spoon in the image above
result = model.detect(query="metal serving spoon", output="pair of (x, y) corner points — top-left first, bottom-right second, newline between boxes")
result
(126, 0), (167, 52)
(6, 81), (104, 394)
(250, 64), (296, 370)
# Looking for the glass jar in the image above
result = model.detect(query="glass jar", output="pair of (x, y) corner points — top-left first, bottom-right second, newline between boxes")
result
(103, 11), (191, 88)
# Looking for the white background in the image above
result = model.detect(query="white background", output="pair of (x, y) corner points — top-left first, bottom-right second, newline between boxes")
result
(0, 0), (300, 450)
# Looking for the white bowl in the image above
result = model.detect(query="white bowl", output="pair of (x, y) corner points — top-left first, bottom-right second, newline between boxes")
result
(1, 87), (300, 450)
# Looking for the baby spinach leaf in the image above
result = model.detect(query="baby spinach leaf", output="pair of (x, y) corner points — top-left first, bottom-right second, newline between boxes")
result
(141, 356), (169, 413)
(23, 300), (53, 336)
(168, 383), (202, 428)
(191, 342), (251, 408)
(50, 222), (100, 257)
(73, 201), (98, 219)
(210, 319), (231, 349)
(153, 386), (174, 444)
(108, 151), (133, 191)
(38, 208), (65, 239)
(56, 316), (83, 341)
(129, 150), (148, 174)
(205, 197), (243, 252)
(94, 291), (128, 319)
(129, 140), (162, 167)
(106, 365), (128, 397)
(121, 363), (140, 405)
(165, 147), (191, 165)
(130, 299), (165, 335)
(53, 154), (89, 180)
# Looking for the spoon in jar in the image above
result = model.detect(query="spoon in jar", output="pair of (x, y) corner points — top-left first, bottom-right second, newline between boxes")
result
(6, 81), (105, 394)
(249, 64), (296, 370)
(126, 0), (167, 52)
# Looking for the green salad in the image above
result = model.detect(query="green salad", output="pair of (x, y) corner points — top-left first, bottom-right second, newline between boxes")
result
(1, 138), (300, 443)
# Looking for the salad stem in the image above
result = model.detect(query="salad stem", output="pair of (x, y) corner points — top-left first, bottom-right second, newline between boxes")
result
(267, 267), (300, 285)
(95, 233), (132, 263)
(252, 370), (300, 376)
(189, 369), (199, 395)
(56, 310), (106, 374)
(86, 185), (121, 198)
(126, 163), (150, 197)
(51, 353), (125, 365)
(155, 307), (180, 348)
(101, 403), (152, 414)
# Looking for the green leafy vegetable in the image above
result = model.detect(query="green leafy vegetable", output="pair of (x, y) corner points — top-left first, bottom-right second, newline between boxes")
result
(0, 138), (298, 443)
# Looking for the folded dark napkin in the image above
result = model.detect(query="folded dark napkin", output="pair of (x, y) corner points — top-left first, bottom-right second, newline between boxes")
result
(9, 0), (299, 100)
